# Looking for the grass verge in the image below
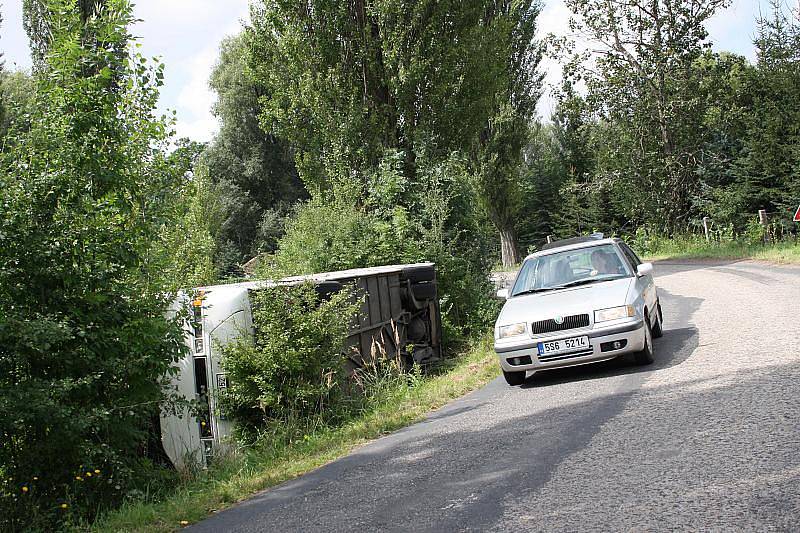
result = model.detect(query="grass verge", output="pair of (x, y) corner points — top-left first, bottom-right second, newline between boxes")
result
(641, 238), (800, 264)
(90, 337), (499, 532)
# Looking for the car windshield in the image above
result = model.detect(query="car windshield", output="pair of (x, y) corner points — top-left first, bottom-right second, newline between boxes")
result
(511, 244), (631, 297)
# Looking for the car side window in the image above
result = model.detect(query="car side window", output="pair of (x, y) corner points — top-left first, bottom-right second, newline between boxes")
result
(619, 243), (641, 269)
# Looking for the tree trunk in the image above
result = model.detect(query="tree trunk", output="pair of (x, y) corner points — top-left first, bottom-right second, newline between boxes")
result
(499, 226), (521, 268)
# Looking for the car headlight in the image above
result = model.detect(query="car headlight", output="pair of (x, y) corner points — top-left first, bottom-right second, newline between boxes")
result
(594, 305), (635, 323)
(498, 322), (526, 339)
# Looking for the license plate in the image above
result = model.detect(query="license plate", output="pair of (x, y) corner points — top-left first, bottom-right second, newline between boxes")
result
(537, 336), (590, 356)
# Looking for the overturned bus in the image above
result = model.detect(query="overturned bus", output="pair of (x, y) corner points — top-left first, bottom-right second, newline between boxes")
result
(160, 263), (442, 469)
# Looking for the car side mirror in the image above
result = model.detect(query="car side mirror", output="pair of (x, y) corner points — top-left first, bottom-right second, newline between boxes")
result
(636, 263), (653, 277)
(496, 288), (509, 299)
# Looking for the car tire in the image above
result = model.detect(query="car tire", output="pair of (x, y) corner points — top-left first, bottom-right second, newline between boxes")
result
(401, 265), (436, 284)
(411, 282), (437, 301)
(502, 369), (526, 386)
(652, 301), (664, 338)
(634, 316), (655, 365)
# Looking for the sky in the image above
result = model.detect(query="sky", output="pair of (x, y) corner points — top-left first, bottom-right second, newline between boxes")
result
(0, 0), (774, 143)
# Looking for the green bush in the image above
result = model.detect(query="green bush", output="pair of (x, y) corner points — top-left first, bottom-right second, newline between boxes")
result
(0, 2), (186, 528)
(744, 216), (767, 246)
(262, 150), (499, 344)
(269, 184), (398, 275)
(219, 283), (362, 438)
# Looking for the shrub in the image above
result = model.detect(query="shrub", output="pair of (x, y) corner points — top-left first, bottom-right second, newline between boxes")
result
(0, 2), (186, 528)
(219, 283), (362, 438)
(269, 184), (398, 275)
(262, 149), (499, 344)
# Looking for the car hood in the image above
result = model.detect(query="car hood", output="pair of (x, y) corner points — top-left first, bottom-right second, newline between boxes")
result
(497, 277), (634, 326)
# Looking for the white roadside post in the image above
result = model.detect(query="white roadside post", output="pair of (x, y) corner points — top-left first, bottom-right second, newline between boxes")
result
(759, 209), (770, 244)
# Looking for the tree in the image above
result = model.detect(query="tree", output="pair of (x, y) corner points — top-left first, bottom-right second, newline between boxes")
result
(472, 0), (543, 266)
(729, 2), (800, 223)
(23, 0), (52, 69)
(244, 0), (536, 333)
(0, 71), (36, 141)
(474, 104), (532, 266)
(564, 0), (731, 231)
(549, 86), (599, 236)
(0, 10), (6, 134)
(0, 1), (185, 526)
(157, 138), (220, 290)
(687, 51), (753, 227)
(517, 120), (564, 248)
(24, 0), (118, 71)
(246, 0), (525, 189)
(203, 34), (306, 275)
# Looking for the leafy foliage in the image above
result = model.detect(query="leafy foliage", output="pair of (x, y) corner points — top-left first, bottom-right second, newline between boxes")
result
(0, 1), (186, 527)
(561, 0), (731, 232)
(523, 0), (800, 245)
(247, 0), (519, 188)
(220, 283), (361, 436)
(471, 1), (544, 265)
(246, 0), (545, 267)
(203, 34), (306, 276)
(157, 140), (220, 290)
(264, 150), (499, 340)
(244, 1), (528, 336)
(0, 71), (35, 141)
(728, 3), (800, 223)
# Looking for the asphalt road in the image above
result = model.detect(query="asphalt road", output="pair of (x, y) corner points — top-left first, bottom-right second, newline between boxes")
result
(190, 260), (800, 532)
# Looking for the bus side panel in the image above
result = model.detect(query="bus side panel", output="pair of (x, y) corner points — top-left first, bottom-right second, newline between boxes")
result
(208, 308), (252, 454)
(160, 357), (203, 469)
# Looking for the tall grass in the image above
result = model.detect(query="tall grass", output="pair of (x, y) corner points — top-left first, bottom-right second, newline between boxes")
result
(639, 235), (800, 264)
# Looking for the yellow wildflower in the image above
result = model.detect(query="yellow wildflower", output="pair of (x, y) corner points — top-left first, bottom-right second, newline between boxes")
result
(86, 472), (92, 477)
(21, 487), (28, 493)
(94, 469), (100, 474)
(180, 520), (189, 526)
(60, 503), (68, 509)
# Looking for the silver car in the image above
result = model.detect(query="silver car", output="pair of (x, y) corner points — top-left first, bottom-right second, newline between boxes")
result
(494, 236), (663, 386)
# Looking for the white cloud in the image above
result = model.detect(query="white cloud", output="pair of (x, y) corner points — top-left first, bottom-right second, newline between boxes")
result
(174, 114), (220, 142)
(533, 0), (763, 120)
(132, 1), (250, 142)
(172, 41), (222, 142)
(536, 1), (585, 119)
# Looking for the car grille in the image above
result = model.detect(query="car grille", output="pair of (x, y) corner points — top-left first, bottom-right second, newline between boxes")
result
(538, 348), (594, 363)
(530, 313), (590, 336)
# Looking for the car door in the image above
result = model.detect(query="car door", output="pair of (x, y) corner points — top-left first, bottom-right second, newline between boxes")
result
(619, 242), (657, 320)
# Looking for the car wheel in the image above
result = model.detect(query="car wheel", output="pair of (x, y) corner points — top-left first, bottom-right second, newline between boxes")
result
(634, 316), (655, 365)
(502, 369), (526, 386)
(411, 282), (437, 301)
(652, 301), (664, 338)
(401, 265), (436, 284)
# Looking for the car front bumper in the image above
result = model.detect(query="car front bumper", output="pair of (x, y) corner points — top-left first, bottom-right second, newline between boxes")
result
(494, 319), (646, 374)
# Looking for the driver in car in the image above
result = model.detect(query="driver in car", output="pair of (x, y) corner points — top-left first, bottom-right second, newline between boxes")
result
(591, 250), (619, 276)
